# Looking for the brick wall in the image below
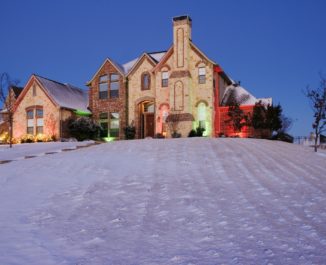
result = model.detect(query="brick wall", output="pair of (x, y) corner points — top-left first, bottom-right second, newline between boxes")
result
(88, 60), (127, 139)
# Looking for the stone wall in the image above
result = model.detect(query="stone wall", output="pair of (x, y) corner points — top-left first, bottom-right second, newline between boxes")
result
(13, 78), (60, 139)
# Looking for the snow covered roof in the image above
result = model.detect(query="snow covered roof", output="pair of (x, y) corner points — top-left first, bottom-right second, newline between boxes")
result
(221, 84), (272, 106)
(35, 75), (89, 113)
(122, 51), (166, 75)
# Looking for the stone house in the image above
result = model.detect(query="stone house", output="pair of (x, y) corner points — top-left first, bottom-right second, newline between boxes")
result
(13, 74), (89, 139)
(88, 15), (271, 139)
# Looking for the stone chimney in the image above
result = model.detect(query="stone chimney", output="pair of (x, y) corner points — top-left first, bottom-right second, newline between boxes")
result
(173, 15), (192, 69)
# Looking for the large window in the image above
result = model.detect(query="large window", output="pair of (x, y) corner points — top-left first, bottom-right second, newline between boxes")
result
(99, 112), (108, 137)
(198, 67), (206, 84)
(197, 102), (207, 129)
(109, 112), (119, 137)
(36, 108), (44, 134)
(162, 72), (168, 87)
(110, 74), (119, 98)
(26, 107), (44, 135)
(99, 75), (108, 99)
(27, 110), (34, 134)
(141, 73), (150, 90)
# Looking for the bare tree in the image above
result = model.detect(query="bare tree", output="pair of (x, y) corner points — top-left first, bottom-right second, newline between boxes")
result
(304, 75), (326, 152)
(0, 73), (19, 148)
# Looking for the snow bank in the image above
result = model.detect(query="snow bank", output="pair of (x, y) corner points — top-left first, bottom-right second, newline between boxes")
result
(0, 138), (325, 264)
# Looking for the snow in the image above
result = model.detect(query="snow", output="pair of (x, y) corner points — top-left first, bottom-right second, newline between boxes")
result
(222, 85), (272, 106)
(148, 51), (166, 62)
(0, 141), (94, 161)
(36, 75), (90, 113)
(0, 138), (325, 264)
(122, 57), (139, 74)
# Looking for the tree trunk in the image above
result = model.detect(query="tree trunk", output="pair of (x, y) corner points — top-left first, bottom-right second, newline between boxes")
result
(9, 116), (13, 148)
(314, 129), (318, 152)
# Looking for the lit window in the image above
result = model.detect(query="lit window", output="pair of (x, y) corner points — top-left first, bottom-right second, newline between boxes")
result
(99, 112), (108, 137)
(141, 73), (150, 90)
(198, 67), (206, 84)
(36, 108), (43, 134)
(197, 102), (206, 129)
(110, 74), (119, 98)
(99, 75), (108, 99)
(162, 72), (168, 87)
(109, 112), (119, 137)
(27, 109), (34, 134)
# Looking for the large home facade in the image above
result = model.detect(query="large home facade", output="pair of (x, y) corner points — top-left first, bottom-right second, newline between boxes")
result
(7, 16), (271, 141)
(88, 15), (271, 139)
(12, 74), (89, 140)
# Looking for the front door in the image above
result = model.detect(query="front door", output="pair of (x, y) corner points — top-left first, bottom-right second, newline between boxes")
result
(144, 113), (154, 138)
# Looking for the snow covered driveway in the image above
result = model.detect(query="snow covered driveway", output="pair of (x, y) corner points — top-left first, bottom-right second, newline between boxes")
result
(0, 138), (325, 264)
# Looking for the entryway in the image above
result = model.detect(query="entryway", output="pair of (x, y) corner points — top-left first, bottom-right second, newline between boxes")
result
(139, 101), (155, 138)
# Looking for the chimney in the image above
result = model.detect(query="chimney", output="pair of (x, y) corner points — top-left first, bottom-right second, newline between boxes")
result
(173, 15), (192, 69)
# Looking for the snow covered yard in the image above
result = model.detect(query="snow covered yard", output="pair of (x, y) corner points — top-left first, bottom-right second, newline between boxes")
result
(0, 138), (325, 264)
(0, 141), (95, 162)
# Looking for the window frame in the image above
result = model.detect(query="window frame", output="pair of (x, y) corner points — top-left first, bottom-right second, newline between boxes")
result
(109, 73), (120, 98)
(98, 74), (109, 99)
(141, 72), (151, 91)
(109, 112), (120, 138)
(161, 71), (169, 87)
(198, 67), (206, 84)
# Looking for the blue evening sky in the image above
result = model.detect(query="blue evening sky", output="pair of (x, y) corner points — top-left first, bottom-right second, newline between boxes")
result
(1, 0), (325, 137)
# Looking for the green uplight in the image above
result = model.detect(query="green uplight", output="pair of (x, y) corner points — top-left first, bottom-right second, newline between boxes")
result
(74, 109), (92, 116)
(102, 137), (116, 142)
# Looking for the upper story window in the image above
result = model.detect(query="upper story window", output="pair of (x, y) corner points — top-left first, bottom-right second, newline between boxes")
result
(99, 75), (108, 99)
(141, 72), (150, 90)
(110, 74), (120, 98)
(162, 72), (169, 87)
(198, 67), (206, 84)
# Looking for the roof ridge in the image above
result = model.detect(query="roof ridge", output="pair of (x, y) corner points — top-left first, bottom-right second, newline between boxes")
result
(34, 74), (67, 86)
(35, 74), (84, 92)
(147, 50), (167, 55)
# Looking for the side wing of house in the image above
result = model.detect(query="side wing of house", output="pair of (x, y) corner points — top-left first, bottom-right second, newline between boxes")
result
(87, 59), (127, 140)
(13, 75), (60, 139)
(127, 54), (157, 139)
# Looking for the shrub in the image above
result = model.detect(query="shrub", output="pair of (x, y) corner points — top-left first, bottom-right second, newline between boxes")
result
(155, 133), (165, 139)
(124, 125), (136, 140)
(20, 134), (34, 143)
(188, 127), (205, 137)
(0, 132), (9, 144)
(34, 134), (54, 143)
(188, 129), (197, 137)
(68, 117), (101, 141)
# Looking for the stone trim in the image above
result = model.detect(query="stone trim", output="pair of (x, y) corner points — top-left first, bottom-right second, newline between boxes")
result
(166, 113), (194, 122)
(170, 70), (191, 78)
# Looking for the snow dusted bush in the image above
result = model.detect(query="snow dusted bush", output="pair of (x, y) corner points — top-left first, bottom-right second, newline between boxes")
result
(68, 117), (101, 141)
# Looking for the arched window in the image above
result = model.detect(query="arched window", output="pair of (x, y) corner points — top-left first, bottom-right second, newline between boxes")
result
(26, 106), (43, 135)
(141, 72), (151, 90)
(197, 102), (207, 129)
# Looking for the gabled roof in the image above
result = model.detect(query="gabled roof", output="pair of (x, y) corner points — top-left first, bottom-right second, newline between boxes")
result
(86, 58), (126, 85)
(87, 51), (167, 85)
(35, 75), (89, 112)
(124, 51), (167, 76)
(221, 84), (272, 106)
(190, 42), (216, 65)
